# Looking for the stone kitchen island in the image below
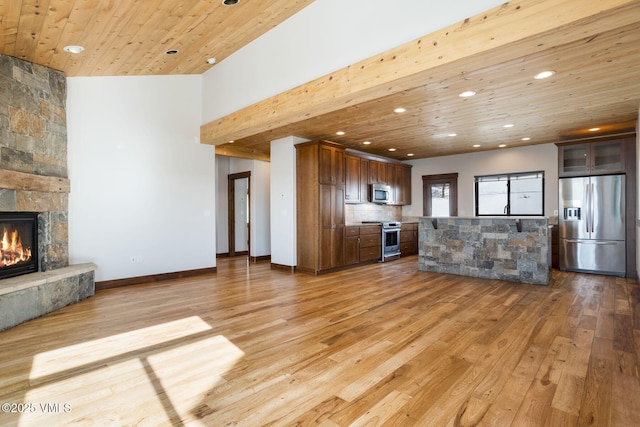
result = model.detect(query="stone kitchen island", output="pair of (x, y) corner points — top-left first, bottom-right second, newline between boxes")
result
(419, 217), (550, 285)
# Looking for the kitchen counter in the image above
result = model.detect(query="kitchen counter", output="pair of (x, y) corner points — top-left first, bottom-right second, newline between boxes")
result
(418, 216), (550, 285)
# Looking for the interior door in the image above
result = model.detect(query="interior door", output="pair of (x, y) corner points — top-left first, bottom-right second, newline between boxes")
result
(228, 171), (251, 257)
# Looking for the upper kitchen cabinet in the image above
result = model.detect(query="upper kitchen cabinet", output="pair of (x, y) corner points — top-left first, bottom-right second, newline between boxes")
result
(345, 152), (412, 205)
(386, 163), (412, 205)
(319, 141), (345, 184)
(368, 160), (387, 184)
(558, 137), (633, 177)
(345, 154), (369, 203)
(396, 164), (412, 205)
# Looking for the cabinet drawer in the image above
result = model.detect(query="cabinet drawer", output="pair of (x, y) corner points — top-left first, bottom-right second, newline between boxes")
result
(400, 223), (417, 231)
(360, 246), (381, 261)
(359, 225), (381, 235)
(400, 230), (414, 242)
(360, 234), (381, 247)
(345, 227), (360, 237)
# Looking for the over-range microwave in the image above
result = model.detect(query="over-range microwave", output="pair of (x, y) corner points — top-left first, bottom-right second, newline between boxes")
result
(370, 184), (391, 204)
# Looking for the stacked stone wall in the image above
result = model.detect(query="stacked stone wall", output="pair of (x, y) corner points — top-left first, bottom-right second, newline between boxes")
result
(419, 217), (550, 285)
(0, 54), (68, 271)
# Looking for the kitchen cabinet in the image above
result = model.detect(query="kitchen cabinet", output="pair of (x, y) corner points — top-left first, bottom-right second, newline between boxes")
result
(345, 227), (360, 265)
(359, 225), (382, 262)
(557, 137), (632, 177)
(400, 222), (418, 255)
(319, 184), (345, 270)
(345, 155), (369, 203)
(296, 140), (346, 274)
(345, 225), (382, 265)
(388, 164), (412, 206)
(319, 142), (345, 184)
(398, 165), (412, 205)
(346, 153), (412, 205)
(368, 160), (387, 184)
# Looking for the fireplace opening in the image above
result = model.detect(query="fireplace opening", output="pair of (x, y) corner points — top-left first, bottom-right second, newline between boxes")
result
(0, 212), (39, 280)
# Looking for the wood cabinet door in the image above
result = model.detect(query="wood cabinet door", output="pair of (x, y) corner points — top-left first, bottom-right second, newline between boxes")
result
(590, 139), (625, 174)
(345, 155), (362, 203)
(368, 160), (386, 184)
(319, 144), (345, 184)
(319, 184), (345, 269)
(396, 165), (411, 205)
(559, 143), (589, 176)
(345, 235), (360, 265)
(386, 163), (397, 204)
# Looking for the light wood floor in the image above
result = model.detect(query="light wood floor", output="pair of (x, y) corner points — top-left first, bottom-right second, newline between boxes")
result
(1, 256), (639, 426)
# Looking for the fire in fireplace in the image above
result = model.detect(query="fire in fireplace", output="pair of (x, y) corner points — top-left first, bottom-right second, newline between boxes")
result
(0, 212), (39, 280)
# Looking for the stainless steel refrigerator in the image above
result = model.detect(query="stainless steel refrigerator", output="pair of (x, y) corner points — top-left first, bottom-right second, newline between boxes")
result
(559, 174), (626, 276)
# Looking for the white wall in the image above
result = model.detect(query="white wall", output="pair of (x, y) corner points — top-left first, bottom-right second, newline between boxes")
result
(270, 136), (308, 266)
(403, 144), (559, 218)
(201, 0), (506, 123)
(215, 156), (230, 253)
(67, 75), (216, 282)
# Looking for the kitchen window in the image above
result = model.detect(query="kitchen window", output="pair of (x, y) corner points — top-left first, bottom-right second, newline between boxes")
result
(475, 171), (544, 216)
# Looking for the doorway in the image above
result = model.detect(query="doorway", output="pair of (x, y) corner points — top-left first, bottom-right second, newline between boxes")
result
(228, 171), (251, 257)
(422, 173), (458, 216)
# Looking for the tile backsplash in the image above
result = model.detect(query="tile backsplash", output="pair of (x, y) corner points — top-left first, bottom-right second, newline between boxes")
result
(345, 203), (402, 223)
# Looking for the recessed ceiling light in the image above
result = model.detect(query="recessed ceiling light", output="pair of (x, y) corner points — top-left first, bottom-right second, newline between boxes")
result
(394, 107), (406, 113)
(63, 45), (85, 54)
(165, 49), (179, 55)
(228, 140), (234, 143)
(521, 137), (531, 141)
(473, 144), (482, 148)
(534, 70), (556, 80)
(407, 153), (414, 157)
(503, 124), (514, 128)
(589, 127), (601, 132)
(448, 133), (457, 137)
(222, 0), (239, 5)
(362, 141), (372, 145)
(336, 131), (345, 136)
(459, 91), (476, 98)
(498, 144), (508, 148)
(207, 58), (216, 65)
(388, 148), (397, 152)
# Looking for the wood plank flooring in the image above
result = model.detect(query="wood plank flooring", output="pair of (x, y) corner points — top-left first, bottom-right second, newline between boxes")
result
(0, 256), (639, 426)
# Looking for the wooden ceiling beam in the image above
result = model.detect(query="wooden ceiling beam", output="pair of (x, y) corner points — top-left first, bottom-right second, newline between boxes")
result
(215, 145), (271, 163)
(200, 0), (640, 147)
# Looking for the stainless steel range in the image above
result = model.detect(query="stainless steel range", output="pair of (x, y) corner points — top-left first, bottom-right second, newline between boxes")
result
(363, 220), (402, 261)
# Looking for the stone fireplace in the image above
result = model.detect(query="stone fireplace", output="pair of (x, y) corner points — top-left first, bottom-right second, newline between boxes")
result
(0, 54), (96, 331)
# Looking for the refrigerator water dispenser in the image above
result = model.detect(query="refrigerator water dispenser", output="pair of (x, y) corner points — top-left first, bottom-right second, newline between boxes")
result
(563, 207), (581, 220)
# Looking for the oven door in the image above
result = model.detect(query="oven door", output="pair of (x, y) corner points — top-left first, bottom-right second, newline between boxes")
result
(383, 228), (401, 259)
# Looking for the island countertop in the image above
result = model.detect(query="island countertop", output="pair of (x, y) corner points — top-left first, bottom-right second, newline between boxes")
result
(418, 216), (550, 285)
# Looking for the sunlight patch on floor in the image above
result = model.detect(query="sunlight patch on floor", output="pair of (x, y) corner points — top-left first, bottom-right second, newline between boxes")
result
(19, 317), (245, 426)
(29, 316), (212, 381)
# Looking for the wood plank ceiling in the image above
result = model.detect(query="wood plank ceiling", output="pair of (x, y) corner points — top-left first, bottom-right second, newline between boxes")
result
(1, 0), (638, 160)
(0, 0), (314, 76)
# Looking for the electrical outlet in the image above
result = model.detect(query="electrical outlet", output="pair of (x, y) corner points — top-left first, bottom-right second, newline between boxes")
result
(130, 256), (143, 264)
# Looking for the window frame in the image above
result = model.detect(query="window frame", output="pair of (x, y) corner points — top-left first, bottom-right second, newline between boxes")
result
(422, 173), (458, 217)
(474, 171), (545, 217)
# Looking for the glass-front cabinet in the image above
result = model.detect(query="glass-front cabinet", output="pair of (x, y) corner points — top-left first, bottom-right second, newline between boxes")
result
(558, 138), (627, 177)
